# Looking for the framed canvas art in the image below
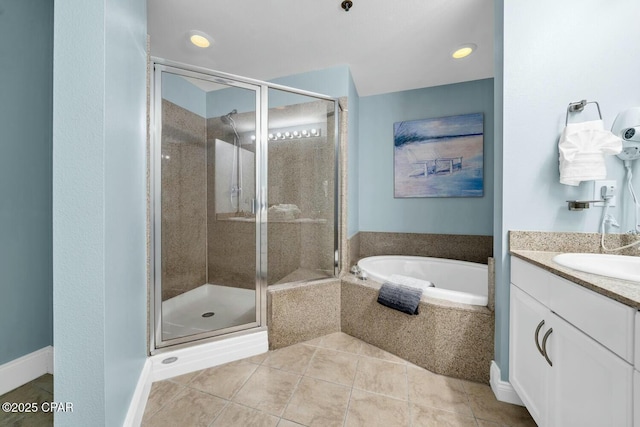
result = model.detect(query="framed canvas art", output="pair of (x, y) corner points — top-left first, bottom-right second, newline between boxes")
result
(393, 113), (484, 198)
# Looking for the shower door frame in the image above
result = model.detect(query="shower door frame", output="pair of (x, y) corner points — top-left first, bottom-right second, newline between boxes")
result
(149, 58), (341, 354)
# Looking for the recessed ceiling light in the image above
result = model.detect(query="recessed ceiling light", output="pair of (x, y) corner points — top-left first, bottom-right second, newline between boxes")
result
(452, 43), (476, 59)
(187, 30), (212, 48)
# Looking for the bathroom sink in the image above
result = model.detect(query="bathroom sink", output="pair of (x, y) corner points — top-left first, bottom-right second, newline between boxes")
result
(552, 253), (640, 282)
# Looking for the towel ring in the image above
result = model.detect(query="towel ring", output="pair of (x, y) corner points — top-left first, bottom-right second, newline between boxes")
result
(565, 100), (603, 125)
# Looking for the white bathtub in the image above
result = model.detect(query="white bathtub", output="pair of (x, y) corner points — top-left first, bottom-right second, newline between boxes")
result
(357, 255), (488, 306)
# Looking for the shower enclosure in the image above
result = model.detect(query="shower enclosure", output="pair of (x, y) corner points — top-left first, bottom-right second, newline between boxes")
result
(150, 59), (339, 352)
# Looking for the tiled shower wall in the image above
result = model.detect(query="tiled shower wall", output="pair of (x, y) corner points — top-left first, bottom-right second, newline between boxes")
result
(161, 99), (207, 300)
(161, 99), (338, 297)
(205, 116), (257, 289)
(206, 101), (336, 287)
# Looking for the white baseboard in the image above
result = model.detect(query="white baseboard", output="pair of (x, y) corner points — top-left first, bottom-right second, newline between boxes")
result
(123, 359), (153, 427)
(151, 330), (268, 382)
(123, 330), (268, 426)
(490, 360), (524, 406)
(0, 346), (54, 396)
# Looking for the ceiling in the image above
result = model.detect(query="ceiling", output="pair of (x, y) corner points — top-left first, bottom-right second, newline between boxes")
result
(147, 0), (494, 97)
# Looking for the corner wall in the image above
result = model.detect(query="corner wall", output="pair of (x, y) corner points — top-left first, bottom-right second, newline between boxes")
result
(495, 0), (640, 380)
(53, 0), (148, 425)
(0, 0), (53, 367)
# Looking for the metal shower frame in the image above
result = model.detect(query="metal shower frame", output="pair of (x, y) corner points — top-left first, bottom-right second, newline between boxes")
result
(149, 58), (341, 354)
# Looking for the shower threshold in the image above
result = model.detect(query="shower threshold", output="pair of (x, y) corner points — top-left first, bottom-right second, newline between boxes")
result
(161, 284), (256, 341)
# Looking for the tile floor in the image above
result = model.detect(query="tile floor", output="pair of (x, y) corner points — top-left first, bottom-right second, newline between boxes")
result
(143, 333), (536, 427)
(0, 374), (54, 427)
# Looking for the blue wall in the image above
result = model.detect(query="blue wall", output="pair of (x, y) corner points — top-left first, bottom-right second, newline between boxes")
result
(347, 70), (360, 237)
(204, 64), (352, 119)
(0, 0), (53, 366)
(53, 0), (147, 425)
(493, 0), (507, 381)
(495, 0), (640, 381)
(270, 65), (351, 100)
(358, 79), (494, 235)
(162, 72), (206, 117)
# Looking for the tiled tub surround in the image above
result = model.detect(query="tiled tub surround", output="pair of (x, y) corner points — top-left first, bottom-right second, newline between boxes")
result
(267, 279), (341, 349)
(510, 230), (640, 308)
(342, 276), (494, 384)
(266, 230), (496, 382)
(350, 232), (493, 266)
(347, 232), (496, 311)
(267, 276), (494, 384)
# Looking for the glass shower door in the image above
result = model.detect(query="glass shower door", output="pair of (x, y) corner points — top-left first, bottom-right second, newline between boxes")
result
(153, 66), (262, 348)
(265, 88), (338, 285)
(151, 60), (340, 353)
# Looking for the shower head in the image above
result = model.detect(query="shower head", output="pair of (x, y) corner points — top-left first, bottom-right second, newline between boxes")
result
(221, 109), (237, 125)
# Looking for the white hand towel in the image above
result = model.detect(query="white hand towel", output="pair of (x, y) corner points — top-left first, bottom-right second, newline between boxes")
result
(389, 274), (434, 292)
(558, 120), (622, 186)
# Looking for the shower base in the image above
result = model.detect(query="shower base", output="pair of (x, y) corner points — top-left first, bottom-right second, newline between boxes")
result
(162, 284), (256, 341)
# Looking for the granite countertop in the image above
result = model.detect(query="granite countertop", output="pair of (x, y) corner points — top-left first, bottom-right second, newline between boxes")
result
(511, 250), (640, 309)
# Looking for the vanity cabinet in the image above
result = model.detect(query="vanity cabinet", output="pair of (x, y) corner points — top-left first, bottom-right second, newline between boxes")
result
(510, 256), (635, 427)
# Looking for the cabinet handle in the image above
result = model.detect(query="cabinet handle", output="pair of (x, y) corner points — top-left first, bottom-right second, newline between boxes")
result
(534, 320), (545, 356)
(542, 328), (553, 366)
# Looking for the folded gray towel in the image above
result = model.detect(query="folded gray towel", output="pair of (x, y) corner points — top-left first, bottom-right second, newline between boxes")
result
(377, 282), (423, 315)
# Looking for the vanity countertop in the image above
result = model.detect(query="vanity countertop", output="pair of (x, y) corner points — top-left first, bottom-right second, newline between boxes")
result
(511, 250), (640, 309)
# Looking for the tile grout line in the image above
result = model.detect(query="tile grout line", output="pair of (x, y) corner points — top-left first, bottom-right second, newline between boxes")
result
(267, 340), (319, 421)
(206, 399), (231, 427)
(299, 345), (319, 378)
(143, 382), (189, 423)
(461, 381), (482, 427)
(143, 334), (531, 426)
(227, 363), (261, 402)
(144, 384), (192, 424)
(404, 364), (414, 427)
(341, 356), (361, 427)
(461, 379), (484, 423)
(279, 371), (305, 421)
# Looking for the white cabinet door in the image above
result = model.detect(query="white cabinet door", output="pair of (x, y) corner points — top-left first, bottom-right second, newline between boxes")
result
(547, 312), (633, 427)
(510, 285), (550, 426)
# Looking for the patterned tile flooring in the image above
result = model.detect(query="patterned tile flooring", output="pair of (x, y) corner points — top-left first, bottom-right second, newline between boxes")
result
(143, 333), (536, 427)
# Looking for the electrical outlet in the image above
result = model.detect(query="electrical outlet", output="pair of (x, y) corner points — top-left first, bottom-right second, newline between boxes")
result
(593, 180), (616, 207)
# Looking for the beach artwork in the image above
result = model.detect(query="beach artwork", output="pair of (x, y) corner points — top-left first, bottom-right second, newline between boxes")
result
(393, 113), (484, 198)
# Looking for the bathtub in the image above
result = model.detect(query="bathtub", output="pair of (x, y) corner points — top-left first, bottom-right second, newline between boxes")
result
(357, 255), (488, 306)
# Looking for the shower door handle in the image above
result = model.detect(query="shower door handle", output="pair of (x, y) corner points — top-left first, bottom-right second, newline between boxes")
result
(251, 198), (257, 215)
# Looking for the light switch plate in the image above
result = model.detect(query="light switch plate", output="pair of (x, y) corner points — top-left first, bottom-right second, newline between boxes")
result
(593, 180), (616, 207)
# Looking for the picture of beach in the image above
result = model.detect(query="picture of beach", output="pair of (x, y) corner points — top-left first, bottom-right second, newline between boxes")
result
(393, 113), (484, 198)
